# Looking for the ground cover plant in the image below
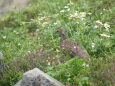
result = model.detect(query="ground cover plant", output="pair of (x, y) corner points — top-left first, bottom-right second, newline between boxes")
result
(0, 0), (115, 86)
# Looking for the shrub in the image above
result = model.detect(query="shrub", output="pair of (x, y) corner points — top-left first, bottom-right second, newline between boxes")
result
(47, 58), (90, 86)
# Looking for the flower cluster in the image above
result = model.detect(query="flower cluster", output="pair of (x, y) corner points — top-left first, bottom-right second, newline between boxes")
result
(91, 43), (95, 48)
(60, 5), (71, 13)
(69, 11), (86, 20)
(21, 16), (52, 27)
(103, 23), (110, 31)
(95, 20), (110, 31)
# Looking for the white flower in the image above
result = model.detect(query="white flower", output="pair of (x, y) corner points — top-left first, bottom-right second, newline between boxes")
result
(91, 43), (95, 48)
(48, 62), (50, 65)
(13, 30), (19, 34)
(28, 51), (31, 53)
(79, 12), (86, 18)
(103, 9), (106, 11)
(95, 21), (110, 31)
(96, 20), (103, 25)
(88, 12), (92, 15)
(3, 36), (6, 39)
(100, 34), (110, 38)
(42, 22), (48, 27)
(21, 22), (31, 25)
(18, 43), (21, 46)
(60, 10), (65, 13)
(56, 49), (60, 52)
(53, 22), (58, 25)
(83, 63), (89, 67)
(64, 6), (68, 9)
(69, 11), (86, 19)
(100, 39), (103, 40)
(100, 12), (103, 15)
(95, 20), (103, 28)
(74, 11), (79, 16)
(30, 19), (34, 21)
(13, 30), (17, 33)
(21, 22), (26, 25)
(67, 8), (70, 11)
(69, 11), (78, 18)
(104, 22), (110, 31)
(83, 22), (86, 25)
(43, 22), (48, 25)
(94, 25), (98, 29)
(39, 17), (46, 21)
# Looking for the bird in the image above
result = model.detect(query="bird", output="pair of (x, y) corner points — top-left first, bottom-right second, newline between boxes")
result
(56, 28), (90, 59)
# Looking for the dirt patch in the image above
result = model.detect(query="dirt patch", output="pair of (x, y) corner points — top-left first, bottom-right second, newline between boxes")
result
(0, 0), (28, 14)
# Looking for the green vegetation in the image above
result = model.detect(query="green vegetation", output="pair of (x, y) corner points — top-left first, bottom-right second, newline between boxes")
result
(0, 0), (115, 86)
(47, 58), (90, 86)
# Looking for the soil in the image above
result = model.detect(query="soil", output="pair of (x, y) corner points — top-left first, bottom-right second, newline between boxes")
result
(0, 0), (28, 14)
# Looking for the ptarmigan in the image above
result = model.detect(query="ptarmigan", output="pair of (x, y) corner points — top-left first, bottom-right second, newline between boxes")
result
(56, 28), (90, 59)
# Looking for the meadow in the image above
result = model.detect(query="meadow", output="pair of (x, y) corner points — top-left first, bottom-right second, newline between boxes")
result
(0, 0), (115, 86)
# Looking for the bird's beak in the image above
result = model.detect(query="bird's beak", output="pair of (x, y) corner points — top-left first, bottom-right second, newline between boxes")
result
(55, 30), (59, 33)
(54, 31), (58, 34)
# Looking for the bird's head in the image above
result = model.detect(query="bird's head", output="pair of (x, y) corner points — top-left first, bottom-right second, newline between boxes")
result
(56, 28), (65, 35)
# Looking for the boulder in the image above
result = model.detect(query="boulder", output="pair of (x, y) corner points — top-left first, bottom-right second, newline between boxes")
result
(15, 68), (64, 86)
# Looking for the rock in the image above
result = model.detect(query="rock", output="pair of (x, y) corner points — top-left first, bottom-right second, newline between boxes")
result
(14, 80), (22, 86)
(15, 68), (64, 86)
(56, 28), (90, 59)
(0, 52), (3, 59)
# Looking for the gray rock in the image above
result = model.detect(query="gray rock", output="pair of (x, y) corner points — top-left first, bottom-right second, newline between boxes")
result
(14, 80), (22, 86)
(15, 68), (64, 86)
(0, 52), (3, 59)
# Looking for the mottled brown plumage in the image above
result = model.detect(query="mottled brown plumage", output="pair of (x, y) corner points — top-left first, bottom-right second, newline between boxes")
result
(56, 28), (90, 59)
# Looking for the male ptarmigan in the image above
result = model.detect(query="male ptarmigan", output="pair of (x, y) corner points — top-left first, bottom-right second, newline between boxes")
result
(56, 28), (90, 59)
